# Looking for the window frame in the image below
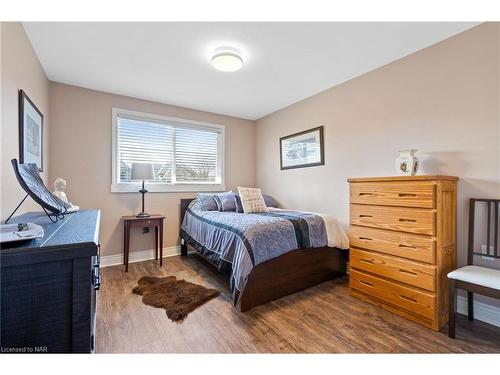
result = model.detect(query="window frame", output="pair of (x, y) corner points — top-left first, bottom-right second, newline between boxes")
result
(111, 108), (225, 193)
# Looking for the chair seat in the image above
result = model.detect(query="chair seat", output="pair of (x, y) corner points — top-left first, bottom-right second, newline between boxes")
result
(448, 265), (500, 290)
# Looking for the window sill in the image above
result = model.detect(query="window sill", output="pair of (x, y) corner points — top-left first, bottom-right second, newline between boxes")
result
(110, 182), (226, 193)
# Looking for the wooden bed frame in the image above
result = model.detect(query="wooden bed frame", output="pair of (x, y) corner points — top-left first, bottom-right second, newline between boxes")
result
(179, 198), (347, 312)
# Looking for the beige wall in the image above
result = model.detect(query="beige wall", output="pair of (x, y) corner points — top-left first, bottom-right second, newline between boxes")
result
(1, 22), (50, 219)
(49, 82), (255, 257)
(256, 24), (500, 306)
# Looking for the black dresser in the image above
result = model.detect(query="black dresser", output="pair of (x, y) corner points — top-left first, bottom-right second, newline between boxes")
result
(0, 210), (100, 353)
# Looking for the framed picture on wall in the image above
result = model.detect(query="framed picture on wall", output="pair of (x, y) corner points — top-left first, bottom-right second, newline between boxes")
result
(19, 89), (44, 171)
(280, 126), (324, 170)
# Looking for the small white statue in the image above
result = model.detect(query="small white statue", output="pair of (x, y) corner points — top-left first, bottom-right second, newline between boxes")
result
(52, 178), (79, 213)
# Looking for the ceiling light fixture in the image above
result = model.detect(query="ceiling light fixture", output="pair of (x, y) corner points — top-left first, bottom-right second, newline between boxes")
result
(211, 46), (243, 72)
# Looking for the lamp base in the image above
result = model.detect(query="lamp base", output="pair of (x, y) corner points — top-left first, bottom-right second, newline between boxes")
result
(136, 180), (150, 218)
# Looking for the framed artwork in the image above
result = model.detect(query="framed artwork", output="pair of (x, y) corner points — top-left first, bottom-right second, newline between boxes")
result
(280, 126), (324, 170)
(19, 89), (44, 171)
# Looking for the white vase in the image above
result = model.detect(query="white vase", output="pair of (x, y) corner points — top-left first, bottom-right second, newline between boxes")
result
(396, 149), (418, 176)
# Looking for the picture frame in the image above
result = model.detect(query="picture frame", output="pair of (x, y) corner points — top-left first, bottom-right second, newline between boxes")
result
(19, 89), (44, 171)
(280, 126), (324, 170)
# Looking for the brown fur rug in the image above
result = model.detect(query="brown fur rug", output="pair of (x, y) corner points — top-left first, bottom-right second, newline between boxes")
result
(132, 276), (220, 321)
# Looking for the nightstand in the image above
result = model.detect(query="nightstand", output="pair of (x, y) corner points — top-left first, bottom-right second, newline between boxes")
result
(122, 214), (165, 272)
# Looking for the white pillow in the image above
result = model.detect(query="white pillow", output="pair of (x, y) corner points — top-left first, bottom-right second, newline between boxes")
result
(237, 187), (269, 213)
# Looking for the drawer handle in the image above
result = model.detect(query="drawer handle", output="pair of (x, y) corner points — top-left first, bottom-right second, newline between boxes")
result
(359, 193), (375, 196)
(399, 269), (418, 276)
(399, 243), (417, 249)
(399, 218), (417, 223)
(400, 295), (418, 303)
(360, 280), (373, 287)
(93, 261), (100, 291)
(359, 236), (373, 241)
(398, 193), (417, 197)
(359, 214), (373, 218)
(360, 258), (374, 264)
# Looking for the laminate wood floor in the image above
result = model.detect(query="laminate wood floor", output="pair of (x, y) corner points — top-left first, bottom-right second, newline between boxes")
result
(96, 255), (500, 353)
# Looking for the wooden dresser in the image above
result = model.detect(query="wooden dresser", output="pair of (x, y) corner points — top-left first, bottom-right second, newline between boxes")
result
(348, 176), (457, 331)
(1, 210), (100, 353)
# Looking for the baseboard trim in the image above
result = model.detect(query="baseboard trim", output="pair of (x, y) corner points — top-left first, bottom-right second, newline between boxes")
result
(457, 295), (500, 328)
(100, 246), (186, 267)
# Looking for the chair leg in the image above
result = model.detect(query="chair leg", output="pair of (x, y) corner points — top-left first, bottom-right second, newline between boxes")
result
(448, 279), (456, 339)
(467, 291), (474, 321)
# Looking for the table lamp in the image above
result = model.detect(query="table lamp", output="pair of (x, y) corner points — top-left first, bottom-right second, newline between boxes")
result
(130, 163), (154, 218)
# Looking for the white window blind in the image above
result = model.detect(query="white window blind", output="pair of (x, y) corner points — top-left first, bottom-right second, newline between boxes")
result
(118, 117), (174, 183)
(114, 111), (223, 189)
(174, 126), (218, 182)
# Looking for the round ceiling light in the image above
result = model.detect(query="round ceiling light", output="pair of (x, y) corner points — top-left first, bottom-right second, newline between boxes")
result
(211, 46), (243, 72)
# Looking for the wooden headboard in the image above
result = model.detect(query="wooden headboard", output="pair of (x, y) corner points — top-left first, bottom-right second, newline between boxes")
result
(180, 198), (195, 225)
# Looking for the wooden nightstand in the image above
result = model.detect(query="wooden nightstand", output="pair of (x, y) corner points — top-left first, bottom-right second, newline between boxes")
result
(123, 214), (165, 272)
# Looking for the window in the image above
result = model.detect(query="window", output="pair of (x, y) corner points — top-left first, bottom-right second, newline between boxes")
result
(112, 108), (224, 192)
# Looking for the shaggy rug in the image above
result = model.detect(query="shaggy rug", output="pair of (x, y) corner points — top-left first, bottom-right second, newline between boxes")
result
(132, 276), (220, 321)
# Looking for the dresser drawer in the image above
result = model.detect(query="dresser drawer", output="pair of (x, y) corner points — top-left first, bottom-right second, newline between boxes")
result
(350, 269), (435, 320)
(350, 248), (436, 291)
(350, 204), (435, 235)
(349, 226), (435, 263)
(350, 181), (435, 208)
(129, 218), (160, 228)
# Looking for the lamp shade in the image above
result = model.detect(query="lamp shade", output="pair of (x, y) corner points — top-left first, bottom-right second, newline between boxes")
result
(130, 163), (154, 181)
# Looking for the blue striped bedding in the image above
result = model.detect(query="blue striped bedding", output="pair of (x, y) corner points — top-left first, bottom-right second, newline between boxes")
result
(180, 199), (330, 306)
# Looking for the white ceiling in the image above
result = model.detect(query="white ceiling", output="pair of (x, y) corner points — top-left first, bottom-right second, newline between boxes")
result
(23, 22), (479, 120)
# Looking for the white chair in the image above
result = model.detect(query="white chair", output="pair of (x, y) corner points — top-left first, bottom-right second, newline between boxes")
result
(447, 198), (500, 339)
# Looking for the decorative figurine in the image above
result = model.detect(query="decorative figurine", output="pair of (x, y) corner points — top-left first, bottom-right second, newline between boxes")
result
(52, 178), (79, 212)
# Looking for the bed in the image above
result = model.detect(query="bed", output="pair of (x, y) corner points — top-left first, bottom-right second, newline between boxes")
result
(179, 198), (349, 312)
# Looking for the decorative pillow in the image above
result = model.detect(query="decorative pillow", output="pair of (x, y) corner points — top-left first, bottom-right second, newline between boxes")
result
(197, 193), (218, 211)
(262, 194), (279, 208)
(214, 191), (237, 212)
(237, 187), (269, 213)
(235, 193), (244, 213)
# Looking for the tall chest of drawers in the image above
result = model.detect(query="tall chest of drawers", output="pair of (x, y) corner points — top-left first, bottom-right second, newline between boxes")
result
(348, 175), (457, 331)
